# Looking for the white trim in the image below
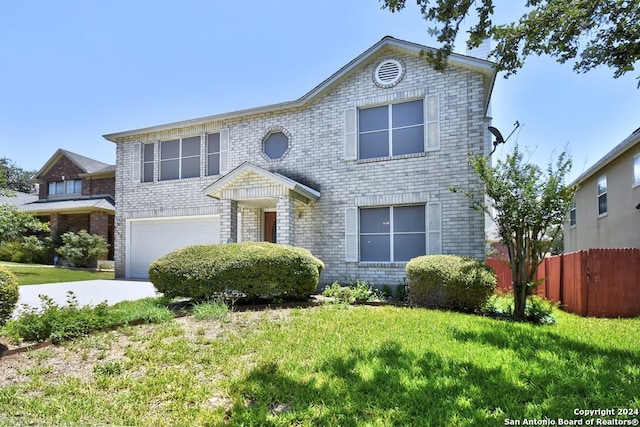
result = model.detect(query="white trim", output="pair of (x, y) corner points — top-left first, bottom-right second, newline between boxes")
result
(132, 142), (141, 182)
(345, 207), (359, 262)
(427, 202), (442, 254)
(425, 94), (440, 151)
(344, 108), (357, 160)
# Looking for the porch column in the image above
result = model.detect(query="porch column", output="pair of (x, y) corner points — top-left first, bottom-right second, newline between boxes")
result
(276, 195), (295, 246)
(89, 211), (109, 240)
(219, 200), (238, 243)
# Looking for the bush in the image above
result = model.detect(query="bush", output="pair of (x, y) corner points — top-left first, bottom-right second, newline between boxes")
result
(149, 242), (324, 301)
(57, 230), (109, 268)
(406, 255), (496, 312)
(0, 266), (19, 326)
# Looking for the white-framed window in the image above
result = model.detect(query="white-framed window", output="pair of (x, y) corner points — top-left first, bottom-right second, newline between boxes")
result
(597, 175), (607, 216)
(48, 179), (81, 196)
(206, 133), (220, 176)
(359, 205), (426, 262)
(569, 198), (576, 226)
(344, 95), (439, 161)
(358, 100), (424, 159)
(160, 136), (201, 181)
(633, 153), (640, 185)
(142, 143), (154, 183)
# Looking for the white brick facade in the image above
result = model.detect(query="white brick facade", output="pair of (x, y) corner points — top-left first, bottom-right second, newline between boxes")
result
(105, 37), (496, 286)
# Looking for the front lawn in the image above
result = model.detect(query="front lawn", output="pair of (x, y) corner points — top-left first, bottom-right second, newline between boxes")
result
(1, 304), (639, 426)
(1, 262), (115, 285)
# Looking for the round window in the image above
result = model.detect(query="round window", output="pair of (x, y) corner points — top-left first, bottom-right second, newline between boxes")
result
(263, 131), (289, 160)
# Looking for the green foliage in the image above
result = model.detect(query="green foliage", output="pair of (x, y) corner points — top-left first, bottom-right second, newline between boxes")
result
(406, 254), (497, 312)
(0, 204), (49, 245)
(450, 144), (574, 319)
(0, 236), (55, 264)
(0, 158), (36, 194)
(321, 279), (387, 304)
(381, 0), (640, 85)
(2, 293), (173, 344)
(525, 295), (558, 325)
(0, 266), (19, 326)
(395, 281), (408, 302)
(56, 230), (109, 268)
(149, 242), (324, 301)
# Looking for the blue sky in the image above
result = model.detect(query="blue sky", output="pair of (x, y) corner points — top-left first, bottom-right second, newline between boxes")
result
(1, 1), (638, 181)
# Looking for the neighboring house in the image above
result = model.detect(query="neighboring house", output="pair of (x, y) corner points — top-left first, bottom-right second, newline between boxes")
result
(103, 36), (497, 283)
(20, 149), (116, 260)
(564, 127), (640, 251)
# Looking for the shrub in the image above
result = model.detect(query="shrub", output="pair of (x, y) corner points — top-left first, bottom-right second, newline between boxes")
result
(57, 230), (109, 268)
(406, 254), (496, 312)
(149, 242), (324, 301)
(0, 266), (19, 326)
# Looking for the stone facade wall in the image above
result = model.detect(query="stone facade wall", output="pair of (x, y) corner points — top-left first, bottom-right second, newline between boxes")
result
(113, 45), (490, 283)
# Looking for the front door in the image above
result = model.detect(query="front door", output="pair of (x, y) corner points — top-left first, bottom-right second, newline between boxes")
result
(264, 211), (277, 243)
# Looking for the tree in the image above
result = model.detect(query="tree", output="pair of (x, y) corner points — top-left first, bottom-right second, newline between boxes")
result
(450, 145), (575, 320)
(0, 204), (50, 245)
(0, 158), (37, 194)
(381, 0), (640, 85)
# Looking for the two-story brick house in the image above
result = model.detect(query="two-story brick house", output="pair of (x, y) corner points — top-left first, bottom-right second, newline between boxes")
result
(21, 149), (116, 260)
(104, 36), (496, 283)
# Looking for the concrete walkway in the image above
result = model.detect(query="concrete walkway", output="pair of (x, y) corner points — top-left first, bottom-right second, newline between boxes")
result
(17, 280), (159, 313)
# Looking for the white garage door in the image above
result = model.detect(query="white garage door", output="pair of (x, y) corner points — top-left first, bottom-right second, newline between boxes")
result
(127, 215), (220, 278)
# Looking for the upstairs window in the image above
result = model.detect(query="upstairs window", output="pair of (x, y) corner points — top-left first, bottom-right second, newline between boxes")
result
(206, 133), (220, 176)
(634, 153), (640, 185)
(597, 175), (607, 216)
(160, 136), (201, 181)
(569, 199), (576, 226)
(263, 132), (289, 160)
(142, 143), (154, 182)
(358, 100), (424, 159)
(48, 179), (81, 196)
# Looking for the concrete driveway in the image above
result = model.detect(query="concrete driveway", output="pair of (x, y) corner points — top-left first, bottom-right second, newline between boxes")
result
(16, 280), (159, 313)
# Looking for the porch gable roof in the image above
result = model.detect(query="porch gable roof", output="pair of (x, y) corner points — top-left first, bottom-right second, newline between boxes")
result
(202, 162), (320, 205)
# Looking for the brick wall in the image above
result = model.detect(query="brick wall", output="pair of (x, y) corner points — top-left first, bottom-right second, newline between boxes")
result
(113, 46), (490, 282)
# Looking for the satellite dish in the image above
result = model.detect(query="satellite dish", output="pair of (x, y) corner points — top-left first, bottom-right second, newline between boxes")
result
(488, 126), (505, 144)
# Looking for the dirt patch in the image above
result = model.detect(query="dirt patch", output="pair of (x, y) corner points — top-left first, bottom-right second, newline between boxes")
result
(0, 308), (298, 388)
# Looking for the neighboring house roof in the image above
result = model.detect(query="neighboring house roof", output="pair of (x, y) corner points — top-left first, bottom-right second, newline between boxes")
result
(202, 162), (320, 206)
(20, 196), (115, 214)
(103, 36), (496, 142)
(0, 191), (38, 207)
(35, 149), (115, 179)
(571, 126), (640, 186)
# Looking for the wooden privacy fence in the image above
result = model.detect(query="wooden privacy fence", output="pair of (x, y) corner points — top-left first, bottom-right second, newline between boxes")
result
(487, 248), (640, 318)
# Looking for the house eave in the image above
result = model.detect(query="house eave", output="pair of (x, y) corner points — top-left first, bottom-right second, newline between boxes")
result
(570, 127), (640, 187)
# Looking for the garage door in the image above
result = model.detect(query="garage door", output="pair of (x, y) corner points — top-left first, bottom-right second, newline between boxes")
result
(127, 215), (220, 278)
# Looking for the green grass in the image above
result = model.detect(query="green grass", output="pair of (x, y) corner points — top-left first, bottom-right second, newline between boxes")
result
(1, 262), (115, 285)
(1, 305), (639, 426)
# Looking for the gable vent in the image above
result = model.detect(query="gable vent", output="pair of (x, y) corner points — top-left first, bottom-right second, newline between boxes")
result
(374, 59), (405, 88)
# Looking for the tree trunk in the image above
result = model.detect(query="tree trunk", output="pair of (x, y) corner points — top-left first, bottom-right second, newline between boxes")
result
(512, 283), (527, 319)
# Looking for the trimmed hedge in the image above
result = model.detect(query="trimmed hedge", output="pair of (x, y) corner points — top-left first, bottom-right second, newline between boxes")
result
(149, 242), (324, 300)
(406, 255), (496, 312)
(0, 266), (19, 326)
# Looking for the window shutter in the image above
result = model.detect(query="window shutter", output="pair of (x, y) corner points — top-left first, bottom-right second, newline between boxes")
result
(132, 142), (141, 182)
(220, 128), (230, 174)
(425, 94), (440, 151)
(344, 108), (357, 160)
(427, 202), (442, 254)
(345, 207), (358, 262)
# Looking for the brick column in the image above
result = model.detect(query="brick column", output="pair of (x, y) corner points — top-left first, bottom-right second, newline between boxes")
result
(219, 200), (238, 243)
(89, 211), (109, 239)
(276, 195), (295, 246)
(49, 213), (60, 237)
